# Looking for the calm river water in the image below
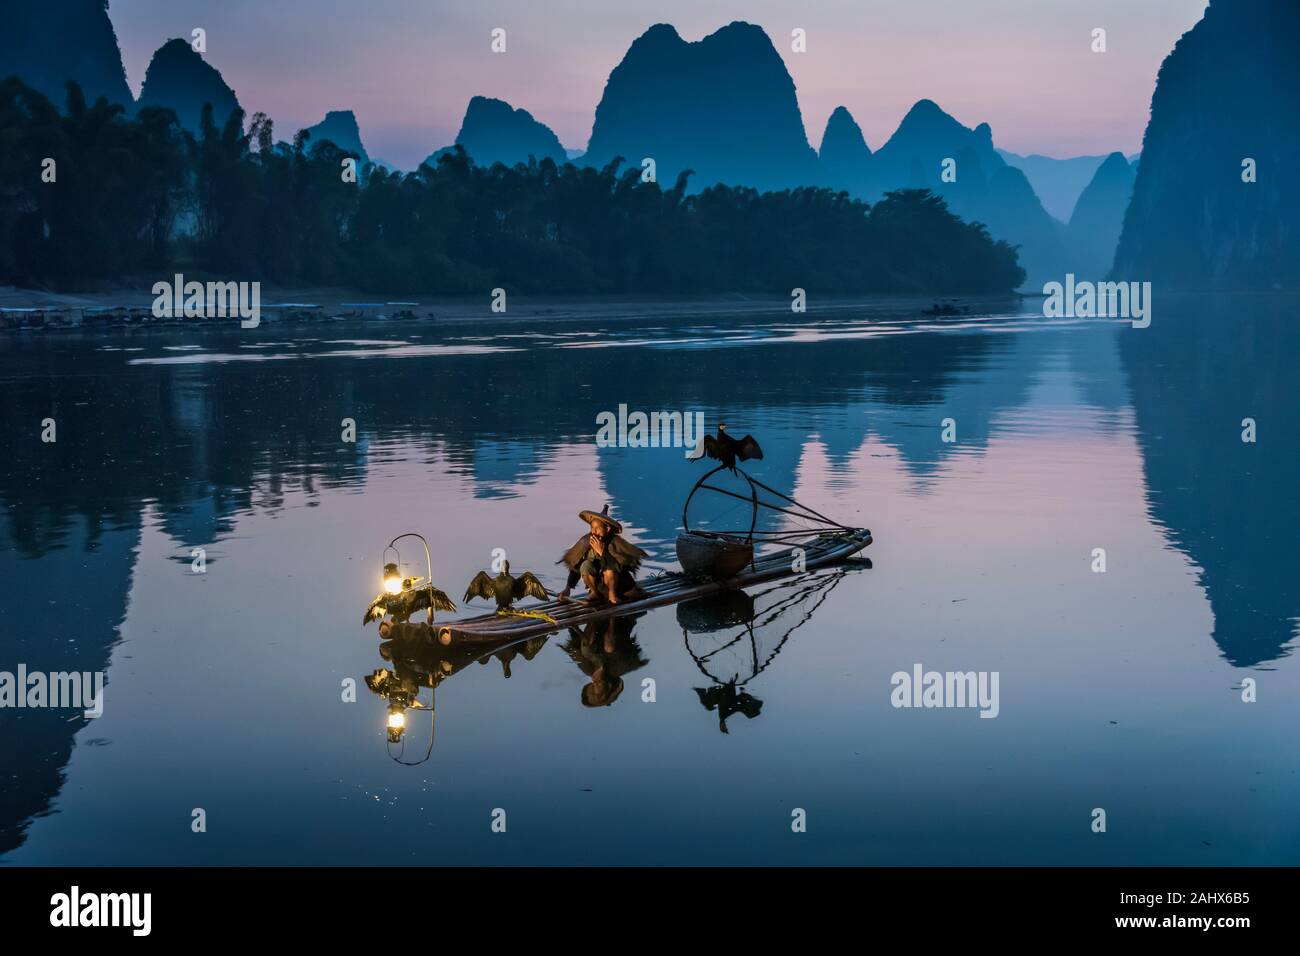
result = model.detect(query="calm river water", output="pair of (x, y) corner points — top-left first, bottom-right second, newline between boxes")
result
(1, 295), (1297, 864)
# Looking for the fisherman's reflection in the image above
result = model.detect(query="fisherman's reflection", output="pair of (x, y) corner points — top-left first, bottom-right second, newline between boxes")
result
(560, 614), (648, 708)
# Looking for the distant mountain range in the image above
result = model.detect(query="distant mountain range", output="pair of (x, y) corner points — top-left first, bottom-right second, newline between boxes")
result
(0, 8), (1116, 288)
(851, 98), (1068, 285)
(425, 26), (1083, 286)
(1114, 0), (1299, 288)
(997, 151), (1110, 222)
(10, 6), (1283, 289)
(2, 5), (378, 164)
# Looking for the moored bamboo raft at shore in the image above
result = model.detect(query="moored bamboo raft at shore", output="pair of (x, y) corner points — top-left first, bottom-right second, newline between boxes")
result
(431, 529), (871, 646)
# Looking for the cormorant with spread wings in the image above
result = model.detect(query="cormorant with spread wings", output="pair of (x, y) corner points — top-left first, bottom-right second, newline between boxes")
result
(363, 576), (457, 626)
(699, 424), (764, 472)
(464, 561), (551, 615)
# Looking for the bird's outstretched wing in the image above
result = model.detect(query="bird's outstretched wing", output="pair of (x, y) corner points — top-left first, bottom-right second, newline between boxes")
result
(513, 572), (550, 602)
(701, 434), (722, 461)
(464, 571), (495, 603)
(736, 434), (764, 461)
(363, 593), (390, 626)
(408, 585), (458, 615)
(427, 586), (457, 612)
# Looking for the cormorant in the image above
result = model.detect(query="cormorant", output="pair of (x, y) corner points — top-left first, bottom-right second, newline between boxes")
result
(700, 423), (764, 472)
(464, 561), (550, 614)
(364, 576), (457, 626)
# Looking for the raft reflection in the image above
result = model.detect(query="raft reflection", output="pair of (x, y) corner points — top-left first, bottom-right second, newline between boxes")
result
(362, 563), (866, 750)
(364, 630), (550, 761)
(680, 563), (867, 733)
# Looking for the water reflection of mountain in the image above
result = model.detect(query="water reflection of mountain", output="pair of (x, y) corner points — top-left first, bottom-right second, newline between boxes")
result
(1, 322), (1038, 555)
(0, 312), (1133, 854)
(1119, 297), (1300, 667)
(0, 516), (137, 855)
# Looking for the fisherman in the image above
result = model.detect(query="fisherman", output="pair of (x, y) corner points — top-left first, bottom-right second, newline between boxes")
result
(557, 504), (648, 605)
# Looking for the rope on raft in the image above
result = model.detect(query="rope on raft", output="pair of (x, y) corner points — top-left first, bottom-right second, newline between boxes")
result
(496, 607), (558, 626)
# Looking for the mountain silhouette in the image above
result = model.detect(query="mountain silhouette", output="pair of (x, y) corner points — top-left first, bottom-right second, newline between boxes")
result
(303, 109), (371, 167)
(997, 150), (1110, 222)
(1065, 151), (1136, 279)
(1113, 0), (1300, 288)
(0, 0), (132, 109)
(424, 95), (566, 169)
(862, 99), (1067, 286)
(137, 38), (241, 135)
(819, 106), (872, 195)
(583, 22), (822, 192)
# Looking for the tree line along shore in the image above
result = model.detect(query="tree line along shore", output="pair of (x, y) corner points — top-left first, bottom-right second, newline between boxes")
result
(0, 79), (1026, 299)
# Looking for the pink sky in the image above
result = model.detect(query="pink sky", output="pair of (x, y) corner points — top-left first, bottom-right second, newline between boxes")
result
(108, 0), (1208, 168)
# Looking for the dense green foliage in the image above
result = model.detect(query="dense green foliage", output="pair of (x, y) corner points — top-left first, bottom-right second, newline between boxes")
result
(0, 79), (1026, 293)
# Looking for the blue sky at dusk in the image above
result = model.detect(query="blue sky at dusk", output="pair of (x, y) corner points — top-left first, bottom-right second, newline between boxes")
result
(107, 0), (1208, 168)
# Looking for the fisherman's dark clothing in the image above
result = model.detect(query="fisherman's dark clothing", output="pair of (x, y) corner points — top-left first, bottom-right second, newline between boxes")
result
(559, 533), (647, 594)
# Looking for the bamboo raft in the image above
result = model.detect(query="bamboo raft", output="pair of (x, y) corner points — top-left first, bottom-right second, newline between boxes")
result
(432, 528), (871, 646)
